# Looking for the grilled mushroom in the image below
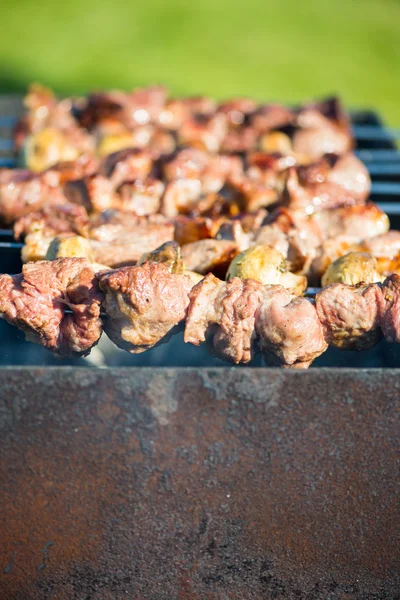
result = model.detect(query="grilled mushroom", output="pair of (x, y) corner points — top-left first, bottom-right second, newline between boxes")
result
(46, 235), (95, 261)
(138, 241), (184, 274)
(321, 252), (383, 287)
(226, 245), (307, 294)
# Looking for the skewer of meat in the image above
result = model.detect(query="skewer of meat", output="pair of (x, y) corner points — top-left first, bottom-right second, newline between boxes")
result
(3, 251), (400, 368)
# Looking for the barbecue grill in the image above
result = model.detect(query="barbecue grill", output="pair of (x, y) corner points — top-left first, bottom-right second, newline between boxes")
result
(0, 95), (399, 599)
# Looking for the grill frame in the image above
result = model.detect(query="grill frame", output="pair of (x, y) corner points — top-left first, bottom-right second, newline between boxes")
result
(0, 366), (399, 599)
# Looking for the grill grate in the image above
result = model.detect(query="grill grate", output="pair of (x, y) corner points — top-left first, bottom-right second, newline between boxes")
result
(0, 95), (400, 367)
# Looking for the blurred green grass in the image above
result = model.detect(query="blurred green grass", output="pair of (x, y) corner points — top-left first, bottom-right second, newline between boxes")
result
(1, 0), (399, 123)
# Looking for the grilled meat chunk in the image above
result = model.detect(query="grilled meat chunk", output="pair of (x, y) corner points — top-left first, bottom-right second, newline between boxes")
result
(293, 98), (352, 159)
(380, 274), (400, 343)
(14, 203), (89, 240)
(255, 286), (327, 367)
(178, 113), (227, 153)
(185, 274), (265, 364)
(315, 283), (382, 350)
(98, 262), (192, 353)
(117, 179), (165, 215)
(314, 203), (389, 241)
(64, 174), (117, 213)
(77, 86), (168, 130)
(88, 212), (175, 267)
(181, 239), (238, 276)
(100, 148), (153, 187)
(0, 169), (64, 225)
(361, 231), (400, 259)
(0, 258), (102, 355)
(282, 153), (370, 213)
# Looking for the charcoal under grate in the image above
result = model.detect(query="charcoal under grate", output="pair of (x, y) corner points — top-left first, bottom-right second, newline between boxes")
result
(1, 95), (400, 367)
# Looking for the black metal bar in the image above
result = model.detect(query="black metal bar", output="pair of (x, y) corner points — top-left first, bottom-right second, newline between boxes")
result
(371, 182), (400, 196)
(353, 125), (400, 140)
(356, 150), (400, 161)
(0, 157), (17, 167)
(367, 164), (400, 176)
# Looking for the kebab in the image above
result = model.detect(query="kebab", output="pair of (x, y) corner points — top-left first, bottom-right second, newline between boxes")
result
(1, 247), (400, 368)
(15, 85), (353, 173)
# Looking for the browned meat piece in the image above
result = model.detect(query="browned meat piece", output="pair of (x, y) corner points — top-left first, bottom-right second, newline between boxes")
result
(100, 148), (154, 187)
(0, 258), (102, 355)
(0, 169), (66, 225)
(361, 231), (400, 259)
(160, 179), (202, 217)
(217, 98), (257, 126)
(255, 286), (327, 367)
(180, 96), (217, 116)
(15, 85), (80, 148)
(283, 153), (371, 214)
(282, 151), (370, 214)
(181, 239), (238, 276)
(316, 283), (382, 350)
(185, 274), (265, 363)
(238, 208), (268, 233)
(14, 204), (89, 239)
(88, 211), (174, 267)
(41, 155), (100, 187)
(98, 262), (192, 353)
(161, 152), (243, 216)
(254, 225), (290, 258)
(293, 126), (351, 163)
(162, 148), (210, 181)
(327, 153), (371, 201)
(146, 130), (176, 159)
(215, 220), (250, 251)
(77, 86), (168, 130)
(301, 97), (351, 131)
(201, 155), (244, 193)
(174, 215), (221, 246)
(220, 175), (278, 212)
(261, 207), (324, 272)
(282, 166), (358, 213)
(251, 104), (295, 132)
(178, 114), (227, 153)
(117, 179), (165, 215)
(379, 274), (400, 343)
(220, 127), (258, 153)
(314, 203), (389, 240)
(293, 103), (352, 160)
(246, 151), (295, 187)
(64, 174), (117, 213)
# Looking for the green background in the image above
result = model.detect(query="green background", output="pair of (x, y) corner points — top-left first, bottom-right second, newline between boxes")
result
(1, 0), (399, 123)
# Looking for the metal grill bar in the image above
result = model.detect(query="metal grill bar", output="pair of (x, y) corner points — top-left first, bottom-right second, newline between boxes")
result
(356, 150), (400, 162)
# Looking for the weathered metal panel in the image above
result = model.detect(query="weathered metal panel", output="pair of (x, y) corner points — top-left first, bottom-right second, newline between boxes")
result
(0, 367), (399, 599)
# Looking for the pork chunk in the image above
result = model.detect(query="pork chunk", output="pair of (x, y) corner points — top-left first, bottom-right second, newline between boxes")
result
(181, 239), (238, 276)
(315, 283), (382, 350)
(255, 286), (327, 367)
(184, 274), (265, 363)
(98, 262), (192, 353)
(0, 258), (102, 355)
(380, 274), (400, 343)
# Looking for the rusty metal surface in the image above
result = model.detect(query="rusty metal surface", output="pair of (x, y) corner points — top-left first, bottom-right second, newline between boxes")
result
(0, 367), (399, 599)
